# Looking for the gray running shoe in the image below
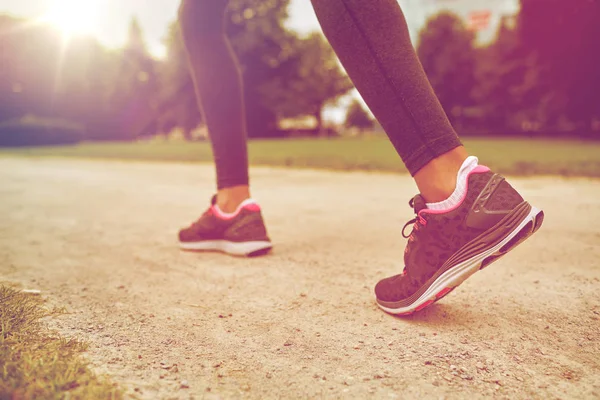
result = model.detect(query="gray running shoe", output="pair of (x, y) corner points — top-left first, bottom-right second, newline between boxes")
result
(375, 165), (544, 315)
(179, 196), (272, 257)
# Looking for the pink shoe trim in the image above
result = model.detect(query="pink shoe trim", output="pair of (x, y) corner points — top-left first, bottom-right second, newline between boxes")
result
(244, 203), (261, 213)
(212, 199), (260, 220)
(419, 165), (490, 217)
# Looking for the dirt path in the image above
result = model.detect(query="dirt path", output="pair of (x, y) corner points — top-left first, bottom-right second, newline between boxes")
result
(1, 157), (599, 399)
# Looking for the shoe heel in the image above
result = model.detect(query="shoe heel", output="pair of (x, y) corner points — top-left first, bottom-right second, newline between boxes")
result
(480, 209), (544, 270)
(247, 247), (273, 257)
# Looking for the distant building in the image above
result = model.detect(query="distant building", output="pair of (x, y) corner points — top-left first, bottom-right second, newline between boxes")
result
(400, 0), (520, 44)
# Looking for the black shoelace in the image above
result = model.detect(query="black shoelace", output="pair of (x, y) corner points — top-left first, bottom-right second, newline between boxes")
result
(401, 197), (426, 239)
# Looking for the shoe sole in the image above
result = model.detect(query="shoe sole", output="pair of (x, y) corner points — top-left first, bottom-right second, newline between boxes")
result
(179, 240), (273, 257)
(377, 204), (544, 316)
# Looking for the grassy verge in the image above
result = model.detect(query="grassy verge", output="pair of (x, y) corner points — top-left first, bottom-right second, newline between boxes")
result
(2, 136), (600, 177)
(0, 285), (121, 400)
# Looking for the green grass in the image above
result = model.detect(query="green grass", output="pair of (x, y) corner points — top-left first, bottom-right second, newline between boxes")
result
(2, 136), (600, 177)
(0, 285), (122, 400)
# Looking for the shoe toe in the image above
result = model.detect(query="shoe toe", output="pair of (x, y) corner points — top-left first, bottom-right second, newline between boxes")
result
(375, 273), (409, 303)
(178, 226), (195, 242)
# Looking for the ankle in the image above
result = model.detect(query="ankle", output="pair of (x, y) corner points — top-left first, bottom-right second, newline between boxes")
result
(216, 185), (251, 213)
(414, 147), (469, 203)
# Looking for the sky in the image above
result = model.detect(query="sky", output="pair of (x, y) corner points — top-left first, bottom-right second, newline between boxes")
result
(0, 0), (519, 57)
(0, 0), (518, 122)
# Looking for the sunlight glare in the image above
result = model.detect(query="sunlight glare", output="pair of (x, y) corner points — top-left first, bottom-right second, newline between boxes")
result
(45, 0), (99, 36)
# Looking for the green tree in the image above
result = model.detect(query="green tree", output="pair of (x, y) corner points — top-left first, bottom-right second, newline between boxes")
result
(0, 15), (120, 140)
(417, 12), (477, 127)
(228, 0), (300, 137)
(260, 33), (353, 135)
(153, 1), (352, 139)
(472, 17), (551, 133)
(104, 17), (158, 140)
(152, 22), (201, 140)
(0, 16), (63, 121)
(53, 36), (121, 135)
(518, 0), (600, 132)
(152, 0), (295, 139)
(344, 100), (374, 132)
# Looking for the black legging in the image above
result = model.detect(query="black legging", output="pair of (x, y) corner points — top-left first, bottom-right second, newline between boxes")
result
(178, 0), (462, 189)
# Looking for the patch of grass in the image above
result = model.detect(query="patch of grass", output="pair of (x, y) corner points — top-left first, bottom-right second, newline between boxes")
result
(0, 285), (121, 400)
(2, 136), (599, 177)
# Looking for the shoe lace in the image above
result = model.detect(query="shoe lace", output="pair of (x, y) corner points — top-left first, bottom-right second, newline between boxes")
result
(189, 208), (213, 229)
(398, 196), (428, 278)
(401, 196), (427, 239)
(402, 217), (419, 239)
(191, 195), (218, 228)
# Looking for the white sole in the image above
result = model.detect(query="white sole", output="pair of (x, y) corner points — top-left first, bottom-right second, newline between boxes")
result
(378, 206), (543, 315)
(179, 240), (272, 257)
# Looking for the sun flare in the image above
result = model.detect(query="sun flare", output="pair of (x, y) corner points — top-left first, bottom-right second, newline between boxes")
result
(45, 0), (99, 36)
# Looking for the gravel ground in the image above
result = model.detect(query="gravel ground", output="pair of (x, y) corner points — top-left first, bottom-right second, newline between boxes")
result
(1, 157), (599, 399)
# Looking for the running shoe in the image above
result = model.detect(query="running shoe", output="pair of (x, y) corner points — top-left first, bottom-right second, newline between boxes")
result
(375, 165), (544, 315)
(179, 196), (272, 257)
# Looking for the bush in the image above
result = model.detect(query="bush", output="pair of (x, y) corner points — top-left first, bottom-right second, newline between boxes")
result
(344, 100), (374, 132)
(0, 116), (84, 147)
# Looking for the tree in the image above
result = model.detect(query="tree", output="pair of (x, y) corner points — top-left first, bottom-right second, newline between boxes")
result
(227, 0), (295, 137)
(417, 12), (477, 127)
(153, 1), (352, 139)
(344, 100), (374, 132)
(0, 16), (63, 121)
(152, 22), (202, 140)
(53, 36), (121, 134)
(0, 15), (120, 139)
(472, 17), (551, 133)
(518, 0), (600, 131)
(151, 0), (295, 139)
(103, 17), (158, 140)
(259, 33), (353, 135)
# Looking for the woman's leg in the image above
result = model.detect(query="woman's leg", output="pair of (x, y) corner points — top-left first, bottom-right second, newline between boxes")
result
(310, 0), (467, 203)
(310, 0), (544, 315)
(178, 0), (250, 212)
(177, 1), (271, 257)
